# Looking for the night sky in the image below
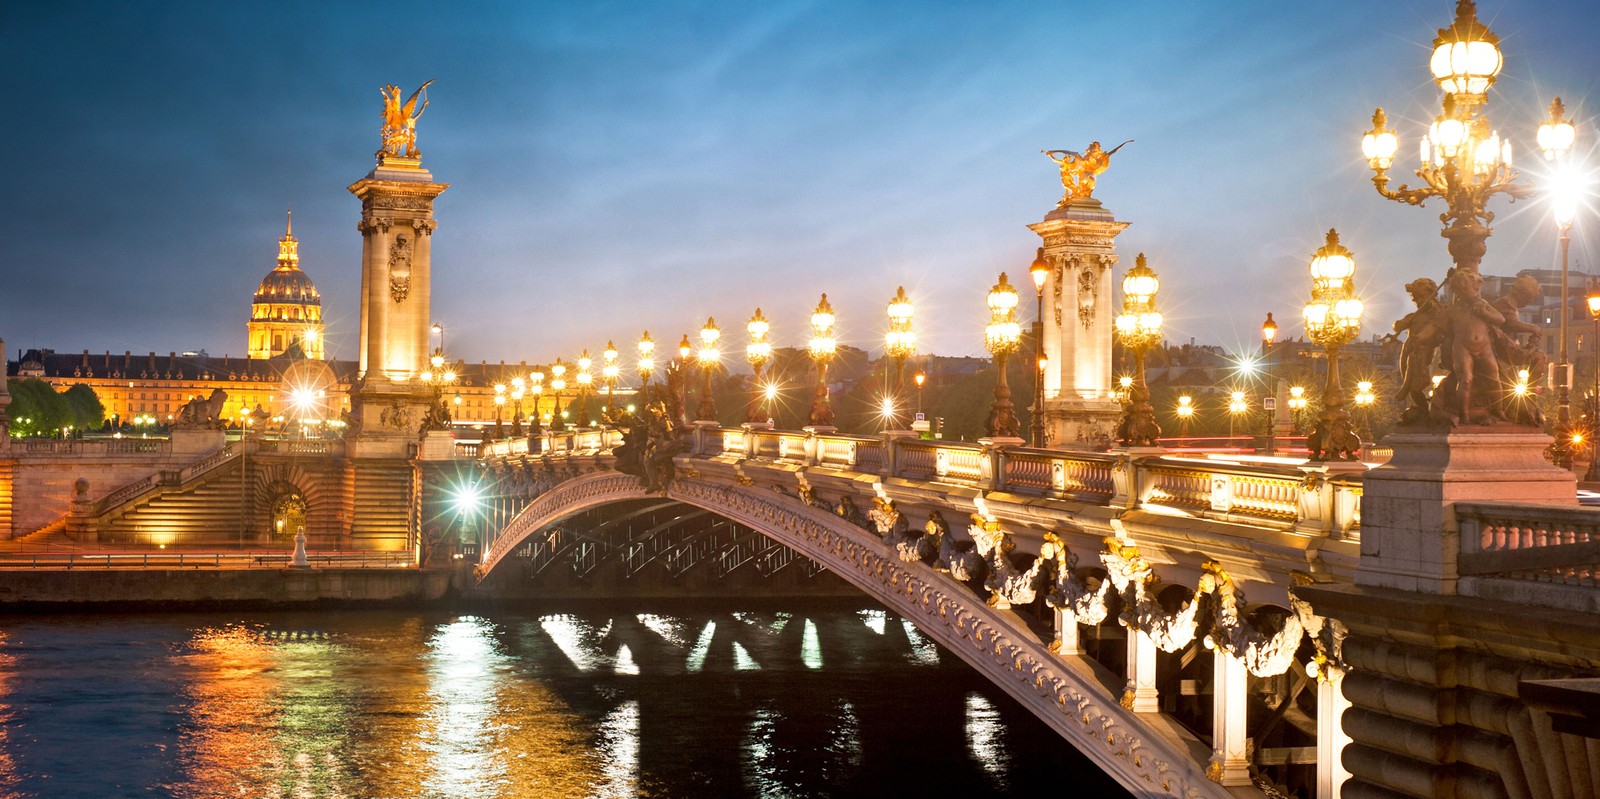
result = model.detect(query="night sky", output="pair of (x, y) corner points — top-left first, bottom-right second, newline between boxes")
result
(2, 1), (1597, 366)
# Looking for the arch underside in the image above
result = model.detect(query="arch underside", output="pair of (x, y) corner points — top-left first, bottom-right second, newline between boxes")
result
(482, 472), (1232, 799)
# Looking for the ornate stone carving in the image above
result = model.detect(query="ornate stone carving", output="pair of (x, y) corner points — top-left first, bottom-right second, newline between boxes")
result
(378, 400), (412, 432)
(388, 234), (411, 303)
(172, 389), (228, 430)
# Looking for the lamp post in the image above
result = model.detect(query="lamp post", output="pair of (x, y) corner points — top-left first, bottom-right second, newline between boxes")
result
(527, 369), (544, 440)
(549, 358), (567, 431)
(575, 350), (594, 428)
(1261, 312), (1278, 359)
(746, 309), (772, 425)
(492, 382), (506, 440)
(602, 341), (620, 422)
(1586, 284), (1600, 482)
(510, 377), (525, 436)
(431, 323), (445, 358)
(695, 318), (721, 423)
(1229, 391), (1248, 439)
(1304, 229), (1364, 461)
(1550, 139), (1583, 466)
(984, 273), (1023, 439)
(885, 287), (916, 431)
(1112, 254), (1163, 447)
(808, 294), (837, 428)
(1361, 1), (1572, 426)
(1028, 249), (1050, 447)
(677, 334), (693, 425)
(637, 331), (656, 395)
(1175, 395), (1194, 437)
(1355, 380), (1377, 441)
(1289, 385), (1308, 432)
(418, 347), (457, 433)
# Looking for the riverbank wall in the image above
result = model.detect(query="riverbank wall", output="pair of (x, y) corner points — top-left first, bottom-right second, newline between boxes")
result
(0, 567), (457, 608)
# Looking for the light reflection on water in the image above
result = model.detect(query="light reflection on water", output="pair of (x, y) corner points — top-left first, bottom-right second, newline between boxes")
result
(0, 607), (1128, 798)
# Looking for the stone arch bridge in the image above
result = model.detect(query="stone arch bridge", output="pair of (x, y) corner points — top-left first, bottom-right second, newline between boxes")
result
(469, 425), (1368, 799)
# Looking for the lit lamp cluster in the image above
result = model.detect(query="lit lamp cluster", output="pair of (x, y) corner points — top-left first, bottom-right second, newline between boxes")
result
(745, 311), (772, 424)
(808, 295), (837, 428)
(884, 287), (916, 430)
(418, 346), (458, 432)
(1028, 249), (1051, 447)
(695, 319), (720, 423)
(1361, 0), (1580, 431)
(983, 274), (1023, 439)
(1303, 229), (1364, 461)
(1112, 254), (1163, 447)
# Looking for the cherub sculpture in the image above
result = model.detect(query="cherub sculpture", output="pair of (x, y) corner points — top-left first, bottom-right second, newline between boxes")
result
(1390, 278), (1444, 423)
(1435, 269), (1506, 425)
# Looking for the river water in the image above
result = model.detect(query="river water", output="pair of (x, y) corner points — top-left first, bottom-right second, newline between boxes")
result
(0, 604), (1127, 798)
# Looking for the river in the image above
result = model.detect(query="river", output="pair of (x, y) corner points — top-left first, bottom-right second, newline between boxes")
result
(0, 604), (1128, 798)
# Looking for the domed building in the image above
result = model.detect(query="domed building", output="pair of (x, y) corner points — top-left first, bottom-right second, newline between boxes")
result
(248, 212), (325, 360)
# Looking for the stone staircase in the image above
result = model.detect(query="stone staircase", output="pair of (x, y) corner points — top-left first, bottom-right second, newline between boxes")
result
(16, 518), (71, 545)
(347, 460), (414, 551)
(99, 459), (250, 545)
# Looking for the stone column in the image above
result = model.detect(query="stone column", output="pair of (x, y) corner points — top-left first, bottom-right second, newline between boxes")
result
(346, 156), (448, 459)
(1316, 668), (1352, 799)
(1028, 199), (1129, 449)
(1123, 627), (1159, 713)
(1209, 651), (1251, 786)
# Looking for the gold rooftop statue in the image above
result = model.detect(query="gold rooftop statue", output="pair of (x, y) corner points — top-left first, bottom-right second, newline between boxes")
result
(378, 80), (434, 162)
(1042, 139), (1131, 205)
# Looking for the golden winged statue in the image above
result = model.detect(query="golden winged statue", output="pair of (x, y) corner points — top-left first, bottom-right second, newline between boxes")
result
(1043, 139), (1131, 205)
(379, 80), (435, 160)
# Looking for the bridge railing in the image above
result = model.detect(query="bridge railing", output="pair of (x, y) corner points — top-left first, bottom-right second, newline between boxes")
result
(469, 424), (1364, 538)
(1455, 501), (1600, 610)
(678, 427), (1364, 537)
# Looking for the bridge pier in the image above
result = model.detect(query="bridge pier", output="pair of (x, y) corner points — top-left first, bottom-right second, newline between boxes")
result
(1123, 628), (1159, 713)
(1315, 667), (1351, 799)
(1209, 651), (1252, 786)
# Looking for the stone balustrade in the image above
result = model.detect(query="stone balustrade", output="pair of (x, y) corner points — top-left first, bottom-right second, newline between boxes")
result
(10, 438), (170, 458)
(1454, 501), (1600, 612)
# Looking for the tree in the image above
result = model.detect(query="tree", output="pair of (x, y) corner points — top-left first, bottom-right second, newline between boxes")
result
(62, 383), (105, 431)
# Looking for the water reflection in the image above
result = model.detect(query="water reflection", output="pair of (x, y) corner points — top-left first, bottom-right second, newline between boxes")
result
(0, 607), (1127, 798)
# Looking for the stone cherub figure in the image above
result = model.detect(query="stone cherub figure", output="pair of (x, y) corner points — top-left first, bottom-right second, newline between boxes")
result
(1042, 140), (1131, 205)
(1436, 269), (1506, 425)
(1390, 278), (1444, 423)
(1489, 275), (1548, 424)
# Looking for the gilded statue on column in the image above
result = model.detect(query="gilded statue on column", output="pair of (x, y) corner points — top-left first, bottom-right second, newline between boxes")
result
(1042, 140), (1131, 206)
(378, 80), (434, 160)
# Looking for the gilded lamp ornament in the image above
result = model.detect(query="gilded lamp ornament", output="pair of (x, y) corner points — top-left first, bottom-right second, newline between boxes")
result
(1303, 230), (1364, 461)
(884, 287), (916, 428)
(984, 273), (1023, 439)
(1363, 1), (1575, 428)
(1112, 254), (1162, 448)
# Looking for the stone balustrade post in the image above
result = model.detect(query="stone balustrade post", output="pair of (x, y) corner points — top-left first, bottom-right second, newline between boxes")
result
(1110, 451), (1137, 509)
(883, 431), (916, 480)
(801, 427), (825, 467)
(1209, 651), (1251, 786)
(1123, 628), (1159, 713)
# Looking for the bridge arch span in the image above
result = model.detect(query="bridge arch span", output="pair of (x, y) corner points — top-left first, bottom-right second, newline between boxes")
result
(479, 470), (1232, 799)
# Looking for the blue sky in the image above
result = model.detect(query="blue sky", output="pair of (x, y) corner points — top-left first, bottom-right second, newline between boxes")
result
(2, 0), (1597, 365)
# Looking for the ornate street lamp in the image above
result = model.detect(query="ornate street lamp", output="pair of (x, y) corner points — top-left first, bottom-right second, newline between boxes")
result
(884, 287), (916, 431)
(1261, 312), (1278, 357)
(1112, 254), (1163, 447)
(510, 376), (526, 436)
(808, 295), (837, 427)
(677, 334), (693, 424)
(549, 358), (568, 431)
(1303, 230), (1364, 461)
(914, 369), (927, 423)
(1587, 283), (1600, 482)
(746, 309), (772, 424)
(637, 331), (656, 392)
(1028, 249), (1050, 447)
(1551, 149), (1585, 466)
(696, 318), (720, 423)
(1228, 391), (1248, 439)
(1361, 1), (1573, 426)
(984, 273), (1023, 439)
(492, 382), (507, 440)
(527, 369), (545, 439)
(418, 345), (458, 433)
(575, 350), (594, 427)
(602, 341), (620, 421)
(1175, 394), (1194, 436)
